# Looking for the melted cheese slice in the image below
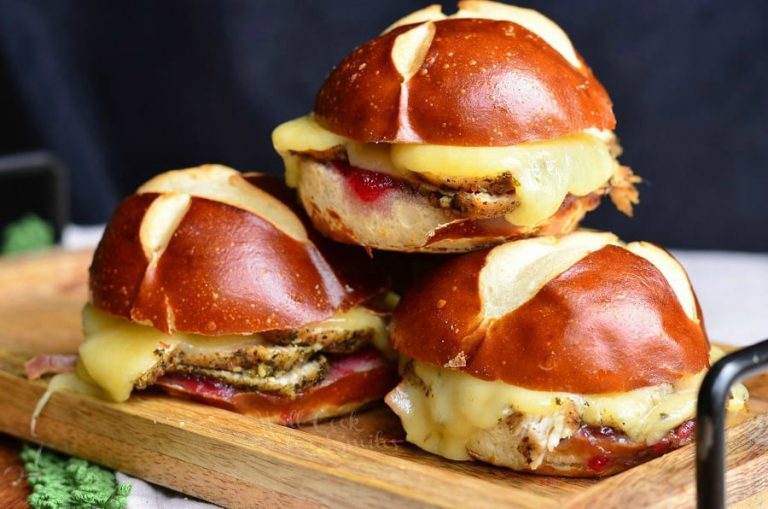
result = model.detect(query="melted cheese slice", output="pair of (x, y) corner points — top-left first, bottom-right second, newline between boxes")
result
(303, 306), (392, 358)
(389, 358), (747, 461)
(79, 304), (387, 402)
(391, 135), (615, 226)
(80, 305), (187, 401)
(272, 116), (617, 226)
(272, 117), (348, 187)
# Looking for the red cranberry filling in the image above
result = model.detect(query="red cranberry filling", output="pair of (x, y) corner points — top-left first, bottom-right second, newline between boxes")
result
(652, 438), (672, 454)
(579, 424), (625, 442)
(590, 426), (617, 439)
(673, 419), (696, 441)
(588, 455), (611, 471)
(579, 419), (697, 468)
(332, 161), (403, 202)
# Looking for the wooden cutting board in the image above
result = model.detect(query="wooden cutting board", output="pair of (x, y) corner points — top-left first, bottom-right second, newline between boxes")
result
(0, 249), (767, 508)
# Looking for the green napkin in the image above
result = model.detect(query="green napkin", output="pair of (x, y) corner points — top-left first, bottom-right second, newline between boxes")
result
(21, 444), (131, 509)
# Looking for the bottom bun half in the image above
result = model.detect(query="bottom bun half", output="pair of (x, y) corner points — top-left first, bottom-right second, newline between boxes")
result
(157, 350), (398, 425)
(297, 159), (602, 253)
(466, 416), (695, 477)
(385, 360), (710, 477)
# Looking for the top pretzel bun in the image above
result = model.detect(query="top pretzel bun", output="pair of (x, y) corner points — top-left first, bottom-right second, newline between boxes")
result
(89, 165), (386, 335)
(389, 231), (710, 393)
(314, 1), (614, 146)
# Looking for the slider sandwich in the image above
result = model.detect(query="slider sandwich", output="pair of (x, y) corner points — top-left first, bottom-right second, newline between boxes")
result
(78, 165), (397, 424)
(385, 231), (747, 476)
(273, 1), (640, 253)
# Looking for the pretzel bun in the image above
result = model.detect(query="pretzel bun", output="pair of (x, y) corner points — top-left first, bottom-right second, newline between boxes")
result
(89, 165), (384, 335)
(391, 231), (708, 390)
(315, 3), (613, 146)
(386, 231), (712, 476)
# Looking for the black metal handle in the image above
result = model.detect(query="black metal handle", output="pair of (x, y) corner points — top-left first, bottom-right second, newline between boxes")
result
(696, 338), (768, 508)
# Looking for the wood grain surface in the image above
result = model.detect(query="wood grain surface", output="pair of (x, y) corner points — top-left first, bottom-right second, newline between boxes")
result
(0, 248), (765, 508)
(0, 434), (30, 509)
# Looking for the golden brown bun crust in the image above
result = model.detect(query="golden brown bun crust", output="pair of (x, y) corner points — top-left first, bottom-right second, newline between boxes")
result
(90, 172), (385, 335)
(391, 245), (710, 393)
(315, 18), (614, 146)
(89, 193), (156, 321)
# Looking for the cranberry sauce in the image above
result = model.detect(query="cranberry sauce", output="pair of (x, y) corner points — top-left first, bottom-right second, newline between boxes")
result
(332, 161), (404, 203)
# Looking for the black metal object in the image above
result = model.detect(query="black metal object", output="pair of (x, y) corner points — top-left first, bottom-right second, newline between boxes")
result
(0, 151), (67, 241)
(696, 338), (768, 508)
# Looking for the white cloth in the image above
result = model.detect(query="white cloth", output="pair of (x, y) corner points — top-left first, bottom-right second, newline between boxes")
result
(61, 223), (105, 250)
(116, 473), (220, 509)
(63, 225), (768, 506)
(671, 250), (768, 346)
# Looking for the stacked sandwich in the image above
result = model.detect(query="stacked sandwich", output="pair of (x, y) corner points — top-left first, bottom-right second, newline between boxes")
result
(70, 1), (746, 477)
(270, 1), (745, 476)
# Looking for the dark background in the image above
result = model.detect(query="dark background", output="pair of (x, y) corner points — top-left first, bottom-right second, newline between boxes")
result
(1, 1), (766, 250)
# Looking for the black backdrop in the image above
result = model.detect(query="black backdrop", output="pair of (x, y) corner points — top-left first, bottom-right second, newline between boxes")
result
(1, 1), (766, 250)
